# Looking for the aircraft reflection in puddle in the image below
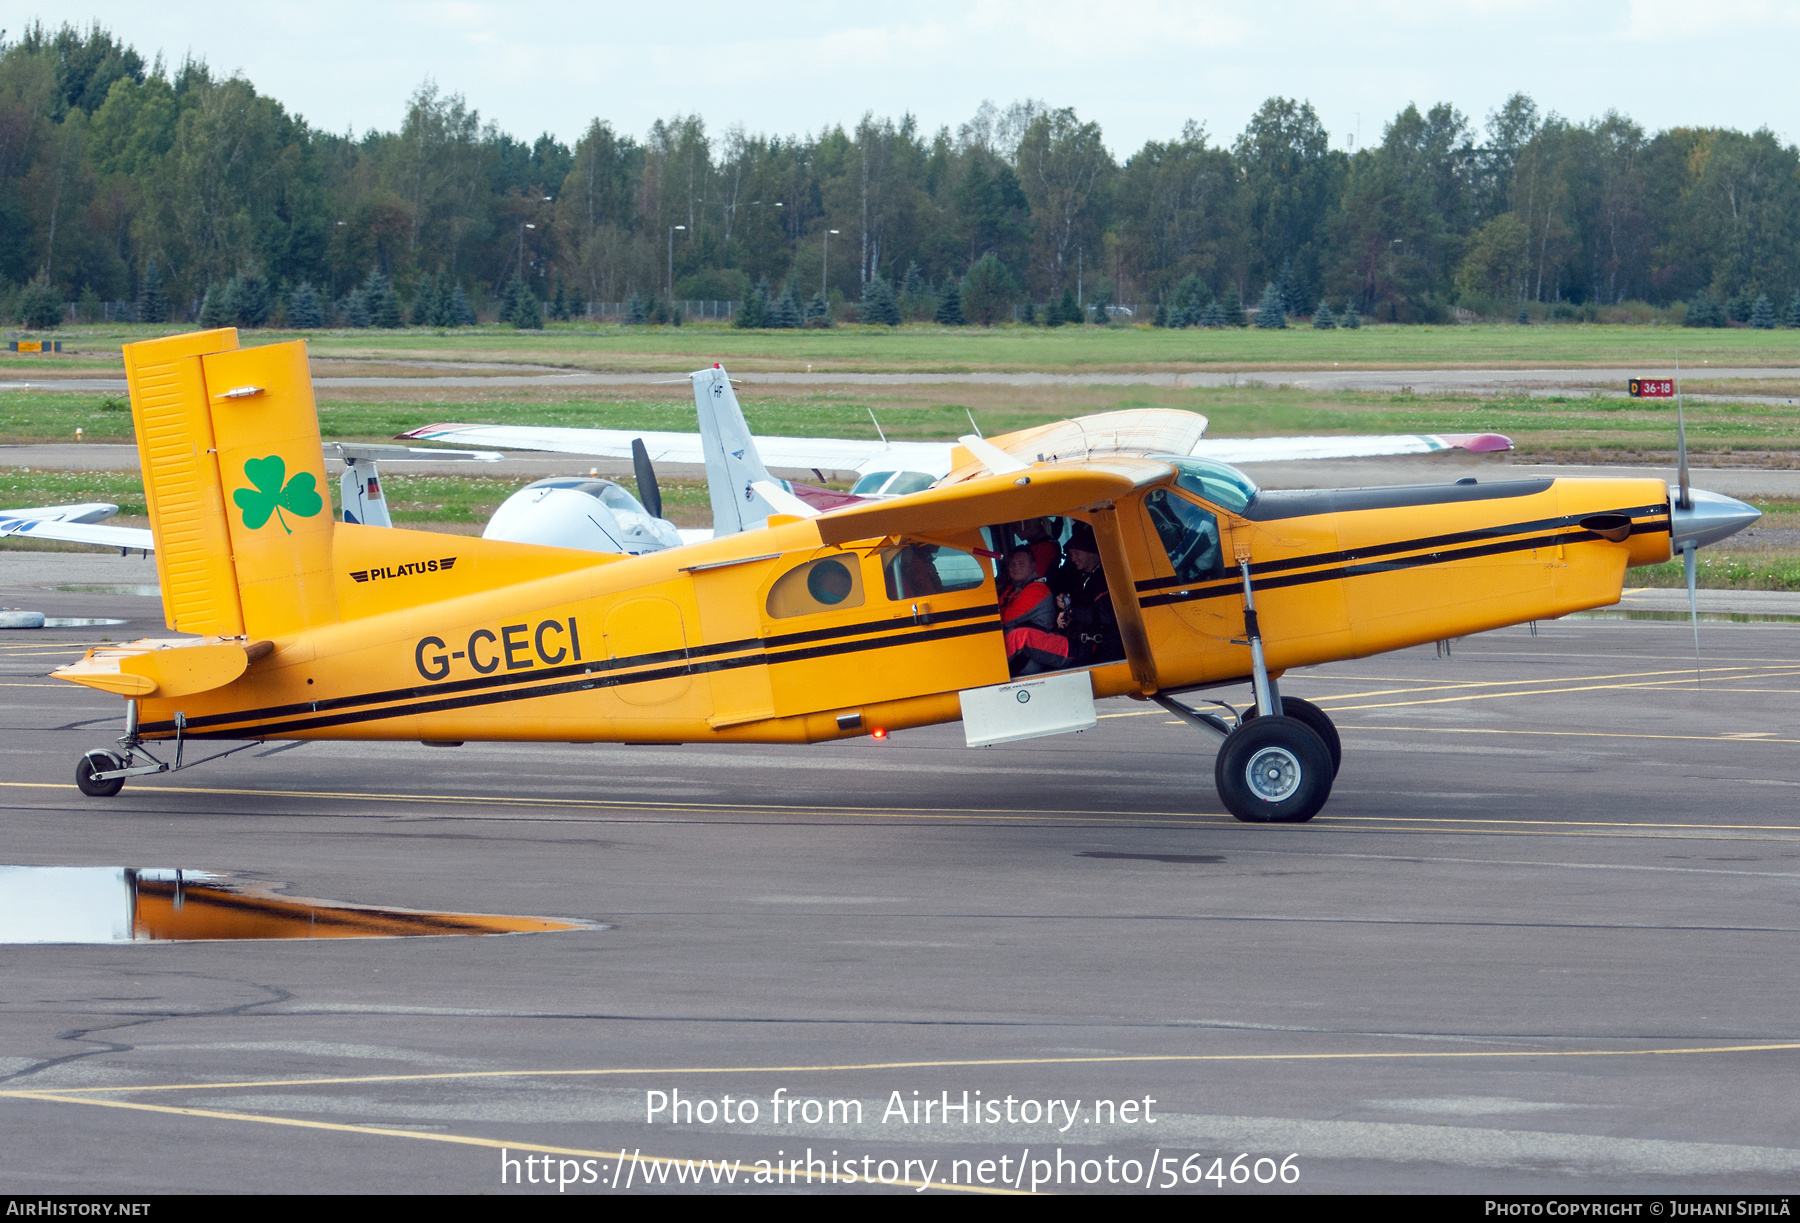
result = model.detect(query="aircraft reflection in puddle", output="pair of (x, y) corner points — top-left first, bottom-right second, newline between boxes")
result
(0, 866), (588, 943)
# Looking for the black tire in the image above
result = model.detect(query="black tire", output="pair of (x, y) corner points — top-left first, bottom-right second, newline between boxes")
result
(1214, 715), (1333, 823)
(1242, 695), (1342, 777)
(76, 750), (125, 798)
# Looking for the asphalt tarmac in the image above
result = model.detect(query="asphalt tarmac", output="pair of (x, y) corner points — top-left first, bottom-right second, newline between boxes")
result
(3, 555), (1799, 1195)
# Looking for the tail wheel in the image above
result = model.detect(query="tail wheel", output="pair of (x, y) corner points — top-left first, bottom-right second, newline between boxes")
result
(1215, 715), (1333, 823)
(1242, 695), (1341, 777)
(76, 750), (126, 798)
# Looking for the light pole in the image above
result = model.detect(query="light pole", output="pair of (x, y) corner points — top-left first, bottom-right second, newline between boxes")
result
(517, 222), (536, 281)
(822, 229), (839, 298)
(668, 225), (686, 299)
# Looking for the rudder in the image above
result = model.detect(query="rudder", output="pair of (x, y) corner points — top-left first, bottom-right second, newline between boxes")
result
(124, 330), (338, 639)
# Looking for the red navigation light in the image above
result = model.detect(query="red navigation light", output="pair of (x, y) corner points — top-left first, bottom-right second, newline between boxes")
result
(871, 727), (887, 739)
(714, 362), (721, 368)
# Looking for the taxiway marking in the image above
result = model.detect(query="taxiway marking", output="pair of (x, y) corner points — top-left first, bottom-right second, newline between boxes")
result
(6, 781), (1800, 838)
(11, 1041), (1800, 1098)
(0, 1092), (1016, 1195)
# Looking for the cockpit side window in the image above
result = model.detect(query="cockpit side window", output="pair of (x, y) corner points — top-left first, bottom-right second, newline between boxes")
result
(883, 545), (988, 600)
(851, 472), (895, 495)
(1145, 490), (1224, 582)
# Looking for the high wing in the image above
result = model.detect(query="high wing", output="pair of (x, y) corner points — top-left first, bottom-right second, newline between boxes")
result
(0, 502), (122, 525)
(396, 421), (957, 479)
(0, 515), (155, 552)
(1192, 432), (1512, 463)
(397, 423), (1507, 477)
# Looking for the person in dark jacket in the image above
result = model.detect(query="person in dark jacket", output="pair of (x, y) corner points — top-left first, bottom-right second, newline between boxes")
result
(1053, 524), (1122, 666)
(998, 547), (1069, 675)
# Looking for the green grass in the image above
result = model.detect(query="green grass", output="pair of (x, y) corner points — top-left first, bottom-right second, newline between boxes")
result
(1628, 555), (1800, 592)
(9, 320), (1800, 376)
(12, 381), (1800, 460)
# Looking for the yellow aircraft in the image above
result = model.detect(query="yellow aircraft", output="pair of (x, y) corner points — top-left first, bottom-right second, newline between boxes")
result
(55, 328), (1759, 822)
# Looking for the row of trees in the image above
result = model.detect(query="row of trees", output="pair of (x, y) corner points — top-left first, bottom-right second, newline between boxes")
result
(6, 22), (1800, 329)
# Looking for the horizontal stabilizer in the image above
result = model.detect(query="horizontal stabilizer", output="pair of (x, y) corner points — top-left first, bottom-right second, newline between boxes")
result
(0, 517), (155, 551)
(54, 637), (270, 698)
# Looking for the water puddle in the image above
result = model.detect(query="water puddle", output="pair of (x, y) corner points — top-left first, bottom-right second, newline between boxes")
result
(52, 585), (161, 597)
(1570, 610), (1800, 625)
(43, 616), (127, 627)
(0, 866), (590, 943)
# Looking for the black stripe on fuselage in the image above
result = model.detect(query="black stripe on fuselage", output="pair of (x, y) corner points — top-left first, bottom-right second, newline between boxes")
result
(147, 612), (1001, 739)
(1140, 516), (1669, 610)
(1134, 502), (1670, 598)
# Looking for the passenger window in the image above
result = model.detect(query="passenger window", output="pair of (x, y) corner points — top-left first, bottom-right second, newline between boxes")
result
(884, 545), (987, 600)
(1145, 490), (1224, 582)
(767, 555), (866, 618)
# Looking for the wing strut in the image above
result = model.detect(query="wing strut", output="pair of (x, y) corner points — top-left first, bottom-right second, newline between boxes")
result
(1087, 504), (1159, 695)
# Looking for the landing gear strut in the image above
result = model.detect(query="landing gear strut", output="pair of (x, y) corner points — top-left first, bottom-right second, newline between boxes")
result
(1156, 558), (1337, 824)
(73, 703), (264, 798)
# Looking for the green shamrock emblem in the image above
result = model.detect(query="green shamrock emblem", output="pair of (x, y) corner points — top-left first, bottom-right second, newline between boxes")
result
(233, 455), (323, 534)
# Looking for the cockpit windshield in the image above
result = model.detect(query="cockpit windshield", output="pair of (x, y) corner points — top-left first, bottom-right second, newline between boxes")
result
(1155, 457), (1260, 514)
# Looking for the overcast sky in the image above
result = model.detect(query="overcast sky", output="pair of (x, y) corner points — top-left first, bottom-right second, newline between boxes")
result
(13, 1), (1800, 153)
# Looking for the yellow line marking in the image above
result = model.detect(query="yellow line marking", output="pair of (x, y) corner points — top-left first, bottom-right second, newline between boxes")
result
(0, 1093), (1016, 1195)
(1313, 671), (1800, 712)
(13, 1042), (1800, 1098)
(7, 782), (1799, 835)
(1335, 723), (1800, 747)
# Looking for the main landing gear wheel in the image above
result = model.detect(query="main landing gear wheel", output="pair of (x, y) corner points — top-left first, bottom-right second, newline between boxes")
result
(1241, 695), (1342, 777)
(76, 750), (126, 798)
(1214, 715), (1333, 824)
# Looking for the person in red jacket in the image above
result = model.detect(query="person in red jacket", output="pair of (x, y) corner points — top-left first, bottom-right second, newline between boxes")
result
(998, 548), (1070, 676)
(1015, 516), (1061, 579)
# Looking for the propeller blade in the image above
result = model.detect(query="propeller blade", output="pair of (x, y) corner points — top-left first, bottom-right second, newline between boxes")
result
(1675, 358), (1692, 511)
(1684, 541), (1700, 682)
(631, 437), (663, 520)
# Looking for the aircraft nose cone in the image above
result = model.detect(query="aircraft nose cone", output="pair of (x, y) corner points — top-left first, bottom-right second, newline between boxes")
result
(1670, 486), (1762, 551)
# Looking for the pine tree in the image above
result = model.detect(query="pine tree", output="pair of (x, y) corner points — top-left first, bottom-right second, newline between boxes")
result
(1220, 284), (1246, 327)
(1254, 281), (1287, 329)
(374, 286), (403, 329)
(1199, 300), (1225, 328)
(1277, 260), (1302, 317)
(551, 277), (569, 322)
(198, 285), (229, 329)
(898, 261), (930, 320)
(1056, 287), (1079, 326)
(286, 283), (326, 329)
(1340, 301), (1361, 329)
(19, 276), (64, 329)
(450, 284), (475, 326)
(1312, 300), (1335, 329)
(136, 259), (167, 324)
(234, 273), (271, 327)
(1080, 286), (1108, 326)
(860, 275), (900, 326)
(1517, 307), (1531, 325)
(625, 291), (648, 324)
(771, 284), (803, 329)
(342, 289), (371, 328)
(1684, 296), (1723, 328)
(410, 274), (439, 326)
(1021, 298), (1037, 325)
(805, 291), (833, 327)
(734, 283), (766, 329)
(1727, 294), (1753, 324)
(1786, 291), (1800, 329)
(1153, 301), (1168, 328)
(935, 276), (966, 326)
(500, 277), (525, 325)
(510, 287), (543, 329)
(1750, 294), (1776, 329)
(961, 255), (1019, 325)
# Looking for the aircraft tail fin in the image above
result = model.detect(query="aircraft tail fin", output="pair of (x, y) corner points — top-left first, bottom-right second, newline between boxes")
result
(692, 364), (783, 535)
(124, 329), (337, 639)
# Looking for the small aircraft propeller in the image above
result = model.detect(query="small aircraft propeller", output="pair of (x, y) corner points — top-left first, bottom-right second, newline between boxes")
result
(631, 437), (663, 520)
(1664, 367), (1760, 679)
